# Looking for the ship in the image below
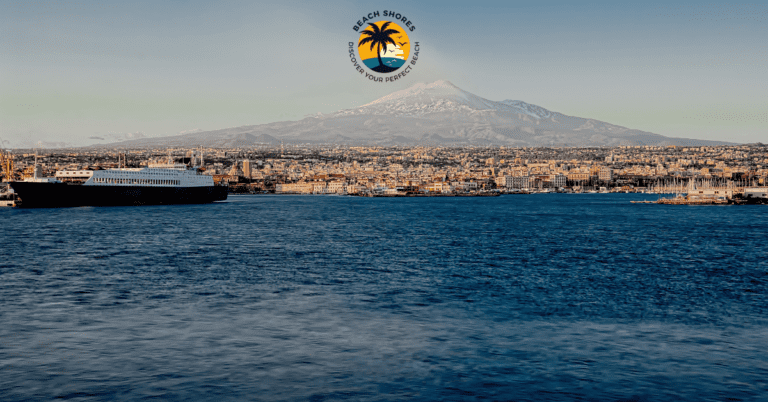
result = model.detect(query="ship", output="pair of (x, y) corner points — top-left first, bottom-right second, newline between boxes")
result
(9, 153), (227, 208)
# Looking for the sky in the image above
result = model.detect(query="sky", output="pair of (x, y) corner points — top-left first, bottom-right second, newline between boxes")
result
(1, 0), (766, 148)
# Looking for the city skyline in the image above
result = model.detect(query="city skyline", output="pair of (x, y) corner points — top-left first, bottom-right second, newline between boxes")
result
(2, 0), (767, 148)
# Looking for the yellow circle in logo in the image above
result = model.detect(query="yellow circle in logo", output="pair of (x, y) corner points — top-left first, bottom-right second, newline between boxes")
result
(357, 21), (410, 73)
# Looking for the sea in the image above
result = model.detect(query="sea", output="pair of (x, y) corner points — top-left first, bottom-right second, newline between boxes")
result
(1, 194), (766, 401)
(362, 57), (406, 70)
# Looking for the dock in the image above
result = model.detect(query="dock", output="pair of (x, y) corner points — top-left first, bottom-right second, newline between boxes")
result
(656, 196), (728, 205)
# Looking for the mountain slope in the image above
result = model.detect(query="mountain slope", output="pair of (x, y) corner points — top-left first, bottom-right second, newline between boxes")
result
(101, 81), (732, 148)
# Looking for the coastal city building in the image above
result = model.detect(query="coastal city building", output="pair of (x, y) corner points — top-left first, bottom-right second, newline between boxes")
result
(2, 145), (767, 197)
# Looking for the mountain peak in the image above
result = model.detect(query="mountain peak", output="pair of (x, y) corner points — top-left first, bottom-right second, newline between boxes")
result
(359, 80), (497, 112)
(98, 80), (733, 148)
(421, 80), (458, 89)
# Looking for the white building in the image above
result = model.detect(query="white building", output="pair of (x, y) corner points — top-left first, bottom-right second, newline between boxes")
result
(551, 174), (566, 188)
(327, 181), (346, 193)
(495, 176), (513, 188)
(510, 176), (529, 189)
(425, 182), (453, 193)
(745, 187), (768, 199)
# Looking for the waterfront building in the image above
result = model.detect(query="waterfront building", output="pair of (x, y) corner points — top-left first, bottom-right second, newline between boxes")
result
(510, 176), (529, 189)
(745, 187), (768, 199)
(495, 176), (512, 188)
(327, 181), (346, 193)
(276, 182), (313, 194)
(551, 174), (567, 188)
(599, 167), (613, 181)
(425, 182), (453, 193)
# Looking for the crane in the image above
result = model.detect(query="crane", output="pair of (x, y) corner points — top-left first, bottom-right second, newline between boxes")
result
(0, 149), (14, 182)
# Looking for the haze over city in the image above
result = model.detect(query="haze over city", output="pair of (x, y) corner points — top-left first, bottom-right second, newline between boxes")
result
(1, 0), (766, 148)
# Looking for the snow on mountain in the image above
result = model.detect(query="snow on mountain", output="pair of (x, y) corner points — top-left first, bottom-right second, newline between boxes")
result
(96, 81), (733, 148)
(499, 100), (553, 119)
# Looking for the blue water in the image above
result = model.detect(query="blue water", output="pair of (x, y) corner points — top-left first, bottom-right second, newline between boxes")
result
(1, 194), (767, 401)
(363, 57), (406, 70)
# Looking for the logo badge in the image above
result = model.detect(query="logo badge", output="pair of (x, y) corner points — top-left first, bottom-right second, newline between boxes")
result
(357, 21), (409, 73)
(348, 11), (420, 83)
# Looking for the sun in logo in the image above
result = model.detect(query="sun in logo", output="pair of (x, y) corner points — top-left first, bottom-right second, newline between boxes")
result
(357, 21), (410, 73)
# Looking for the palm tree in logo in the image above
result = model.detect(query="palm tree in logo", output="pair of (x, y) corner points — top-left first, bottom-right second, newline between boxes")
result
(358, 22), (400, 73)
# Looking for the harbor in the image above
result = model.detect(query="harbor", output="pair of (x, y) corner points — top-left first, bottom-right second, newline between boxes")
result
(631, 179), (768, 205)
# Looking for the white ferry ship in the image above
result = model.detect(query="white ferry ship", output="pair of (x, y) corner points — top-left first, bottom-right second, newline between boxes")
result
(10, 155), (227, 208)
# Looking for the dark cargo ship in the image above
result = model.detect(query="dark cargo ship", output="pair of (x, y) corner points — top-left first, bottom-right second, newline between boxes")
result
(10, 161), (227, 208)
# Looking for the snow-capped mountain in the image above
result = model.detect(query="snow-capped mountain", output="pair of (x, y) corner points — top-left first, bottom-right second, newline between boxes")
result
(100, 80), (732, 148)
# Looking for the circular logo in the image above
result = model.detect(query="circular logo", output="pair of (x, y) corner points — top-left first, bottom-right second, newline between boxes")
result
(357, 21), (410, 73)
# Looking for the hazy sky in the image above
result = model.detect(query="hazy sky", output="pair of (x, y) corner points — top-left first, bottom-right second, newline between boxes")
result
(1, 0), (766, 147)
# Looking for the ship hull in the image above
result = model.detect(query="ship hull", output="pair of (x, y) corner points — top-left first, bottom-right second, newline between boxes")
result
(9, 182), (227, 208)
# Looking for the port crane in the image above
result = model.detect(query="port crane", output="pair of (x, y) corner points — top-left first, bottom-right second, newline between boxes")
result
(0, 149), (14, 182)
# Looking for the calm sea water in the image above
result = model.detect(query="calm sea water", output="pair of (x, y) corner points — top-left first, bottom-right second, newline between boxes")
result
(1, 194), (767, 401)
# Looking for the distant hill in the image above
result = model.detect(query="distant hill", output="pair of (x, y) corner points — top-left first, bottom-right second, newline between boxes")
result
(98, 80), (733, 148)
